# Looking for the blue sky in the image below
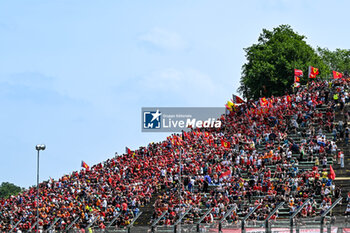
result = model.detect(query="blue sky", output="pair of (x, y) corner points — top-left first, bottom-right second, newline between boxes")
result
(0, 0), (349, 188)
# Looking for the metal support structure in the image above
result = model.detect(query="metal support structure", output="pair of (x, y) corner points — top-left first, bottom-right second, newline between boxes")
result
(321, 217), (324, 233)
(242, 204), (261, 233)
(29, 220), (38, 232)
(196, 208), (213, 232)
(151, 211), (168, 232)
(127, 211), (143, 233)
(9, 219), (21, 233)
(321, 197), (342, 217)
(45, 217), (60, 232)
(320, 197), (342, 233)
(265, 202), (284, 233)
(219, 206), (236, 233)
(65, 216), (80, 231)
(290, 199), (311, 233)
(174, 206), (192, 233)
(290, 199), (311, 219)
(105, 212), (121, 232)
(327, 222), (331, 233)
(85, 215), (99, 231)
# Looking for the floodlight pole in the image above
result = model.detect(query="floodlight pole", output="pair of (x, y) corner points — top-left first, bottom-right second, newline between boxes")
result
(36, 149), (39, 233)
(35, 144), (46, 233)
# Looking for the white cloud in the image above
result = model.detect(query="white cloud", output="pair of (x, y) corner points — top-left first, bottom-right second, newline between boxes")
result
(139, 27), (188, 51)
(138, 68), (228, 106)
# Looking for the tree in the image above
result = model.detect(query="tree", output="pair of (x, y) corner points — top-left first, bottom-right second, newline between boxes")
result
(238, 25), (328, 99)
(317, 47), (350, 74)
(0, 182), (22, 199)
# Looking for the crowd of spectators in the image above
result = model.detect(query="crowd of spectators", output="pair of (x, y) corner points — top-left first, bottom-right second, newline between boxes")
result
(150, 78), (349, 226)
(0, 78), (349, 232)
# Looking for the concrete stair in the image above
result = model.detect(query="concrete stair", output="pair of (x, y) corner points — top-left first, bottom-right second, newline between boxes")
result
(134, 191), (164, 226)
(329, 110), (350, 216)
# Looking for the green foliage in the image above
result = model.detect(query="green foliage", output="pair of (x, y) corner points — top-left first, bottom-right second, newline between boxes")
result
(317, 47), (350, 73)
(239, 25), (328, 99)
(0, 182), (22, 199)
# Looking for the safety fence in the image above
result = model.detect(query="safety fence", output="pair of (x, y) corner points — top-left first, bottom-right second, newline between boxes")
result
(9, 198), (350, 233)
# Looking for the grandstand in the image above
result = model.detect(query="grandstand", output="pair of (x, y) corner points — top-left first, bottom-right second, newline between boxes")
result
(0, 78), (350, 233)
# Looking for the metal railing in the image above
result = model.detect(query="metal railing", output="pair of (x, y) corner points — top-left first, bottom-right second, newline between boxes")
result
(320, 197), (343, 233)
(65, 216), (80, 232)
(9, 219), (21, 233)
(242, 203), (261, 233)
(105, 213), (121, 233)
(174, 207), (193, 233)
(45, 217), (60, 232)
(290, 198), (311, 233)
(196, 208), (213, 232)
(265, 202), (285, 233)
(6, 197), (347, 233)
(151, 211), (168, 232)
(218, 206), (236, 233)
(127, 211), (143, 233)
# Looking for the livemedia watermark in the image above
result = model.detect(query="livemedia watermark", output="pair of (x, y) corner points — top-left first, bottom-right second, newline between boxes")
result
(141, 107), (225, 132)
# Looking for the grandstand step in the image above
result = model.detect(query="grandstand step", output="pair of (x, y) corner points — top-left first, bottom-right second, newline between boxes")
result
(135, 191), (164, 226)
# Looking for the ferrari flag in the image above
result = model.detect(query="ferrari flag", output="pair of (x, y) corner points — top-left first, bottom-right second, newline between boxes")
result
(221, 139), (230, 148)
(333, 70), (343, 79)
(81, 161), (89, 170)
(260, 97), (268, 107)
(308, 66), (319, 78)
(232, 94), (245, 104)
(294, 69), (303, 77)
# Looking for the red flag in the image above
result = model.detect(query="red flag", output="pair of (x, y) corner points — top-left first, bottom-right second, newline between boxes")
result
(221, 139), (230, 148)
(309, 73), (316, 79)
(308, 66), (319, 78)
(329, 165), (336, 180)
(333, 71), (343, 79)
(125, 147), (132, 155)
(260, 97), (268, 107)
(232, 94), (245, 104)
(294, 69), (303, 77)
(294, 76), (300, 83)
(285, 95), (292, 103)
(219, 169), (231, 179)
(81, 161), (89, 170)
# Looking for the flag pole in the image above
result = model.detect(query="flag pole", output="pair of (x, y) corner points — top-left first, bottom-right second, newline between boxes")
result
(307, 66), (310, 87)
(179, 146), (182, 232)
